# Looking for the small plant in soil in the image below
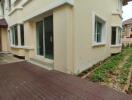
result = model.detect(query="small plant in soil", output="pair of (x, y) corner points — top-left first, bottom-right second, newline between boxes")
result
(91, 52), (125, 82)
(82, 48), (132, 93)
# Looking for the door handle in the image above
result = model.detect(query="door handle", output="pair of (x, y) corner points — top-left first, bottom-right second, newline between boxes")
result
(50, 36), (53, 43)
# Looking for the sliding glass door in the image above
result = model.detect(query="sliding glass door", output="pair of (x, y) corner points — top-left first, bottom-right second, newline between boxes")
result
(36, 15), (54, 60)
(44, 15), (54, 59)
(36, 21), (44, 56)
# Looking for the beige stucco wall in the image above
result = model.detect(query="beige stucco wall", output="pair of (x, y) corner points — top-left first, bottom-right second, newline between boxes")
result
(10, 48), (25, 56)
(5, 0), (67, 59)
(22, 0), (57, 17)
(2, 0), (123, 74)
(110, 46), (122, 54)
(53, 5), (74, 73)
(6, 3), (74, 73)
(111, 15), (122, 27)
(8, 10), (23, 26)
(20, 5), (74, 73)
(72, 0), (118, 73)
(1, 28), (9, 52)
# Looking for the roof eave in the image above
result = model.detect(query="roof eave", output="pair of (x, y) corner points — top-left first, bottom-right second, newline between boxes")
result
(123, 0), (132, 5)
(0, 19), (8, 28)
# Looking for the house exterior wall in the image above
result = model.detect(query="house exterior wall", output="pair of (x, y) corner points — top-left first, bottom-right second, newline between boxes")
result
(0, 0), (123, 74)
(53, 5), (74, 73)
(72, 0), (122, 73)
(2, 0), (74, 73)
(0, 28), (9, 52)
(111, 0), (123, 54)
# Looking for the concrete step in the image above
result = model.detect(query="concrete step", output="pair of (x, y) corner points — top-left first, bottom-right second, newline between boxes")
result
(29, 58), (54, 70)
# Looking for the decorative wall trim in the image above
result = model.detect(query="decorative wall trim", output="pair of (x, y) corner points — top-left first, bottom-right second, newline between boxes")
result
(92, 12), (107, 47)
(23, 0), (74, 21)
(112, 11), (123, 19)
(8, 7), (23, 16)
(22, 0), (32, 7)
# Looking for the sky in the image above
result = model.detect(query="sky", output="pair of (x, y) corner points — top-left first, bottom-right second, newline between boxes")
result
(123, 1), (132, 21)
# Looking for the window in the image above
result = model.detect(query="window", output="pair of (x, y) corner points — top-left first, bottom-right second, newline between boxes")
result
(36, 15), (54, 59)
(117, 0), (122, 11)
(20, 24), (25, 46)
(130, 35), (132, 38)
(10, 24), (25, 46)
(122, 26), (125, 32)
(94, 16), (106, 44)
(111, 27), (122, 45)
(1, 1), (5, 15)
(111, 27), (116, 45)
(8, 0), (11, 10)
(11, 25), (18, 45)
(95, 21), (102, 43)
(118, 28), (122, 44)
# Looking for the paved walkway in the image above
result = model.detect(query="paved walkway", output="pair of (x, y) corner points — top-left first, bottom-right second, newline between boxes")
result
(0, 53), (23, 64)
(0, 61), (132, 100)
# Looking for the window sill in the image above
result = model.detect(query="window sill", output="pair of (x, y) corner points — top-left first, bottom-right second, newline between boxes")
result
(11, 45), (34, 50)
(92, 42), (106, 47)
(111, 44), (122, 48)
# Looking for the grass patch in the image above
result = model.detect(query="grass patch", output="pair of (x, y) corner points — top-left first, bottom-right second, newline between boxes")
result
(90, 48), (132, 82)
(91, 53), (125, 82)
(128, 84), (132, 94)
(118, 59), (132, 86)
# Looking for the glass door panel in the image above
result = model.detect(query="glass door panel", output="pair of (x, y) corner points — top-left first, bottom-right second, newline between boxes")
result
(44, 15), (54, 59)
(36, 21), (44, 56)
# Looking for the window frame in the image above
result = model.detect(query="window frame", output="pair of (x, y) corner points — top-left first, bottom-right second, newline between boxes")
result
(92, 13), (107, 46)
(11, 25), (18, 46)
(111, 27), (117, 45)
(8, 0), (11, 11)
(111, 26), (122, 46)
(117, 0), (122, 11)
(95, 19), (103, 43)
(131, 28), (132, 32)
(20, 24), (25, 46)
(10, 24), (25, 47)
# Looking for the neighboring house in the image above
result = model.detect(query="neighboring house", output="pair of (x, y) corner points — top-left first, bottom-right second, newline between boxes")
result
(122, 18), (132, 45)
(0, 0), (130, 74)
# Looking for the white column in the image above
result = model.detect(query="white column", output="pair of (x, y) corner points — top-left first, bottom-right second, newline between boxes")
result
(9, 29), (13, 46)
(17, 25), (21, 46)
(116, 27), (119, 45)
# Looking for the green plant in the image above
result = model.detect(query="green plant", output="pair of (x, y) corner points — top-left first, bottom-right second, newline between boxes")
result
(91, 48), (132, 82)
(91, 52), (125, 82)
(118, 53), (132, 87)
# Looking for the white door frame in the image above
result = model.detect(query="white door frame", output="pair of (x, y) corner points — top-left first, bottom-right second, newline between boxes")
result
(35, 16), (54, 64)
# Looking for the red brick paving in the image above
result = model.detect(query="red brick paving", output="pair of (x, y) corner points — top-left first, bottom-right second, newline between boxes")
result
(0, 61), (132, 100)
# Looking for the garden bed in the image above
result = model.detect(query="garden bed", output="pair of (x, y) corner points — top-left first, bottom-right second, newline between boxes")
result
(128, 78), (132, 94)
(80, 48), (132, 94)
